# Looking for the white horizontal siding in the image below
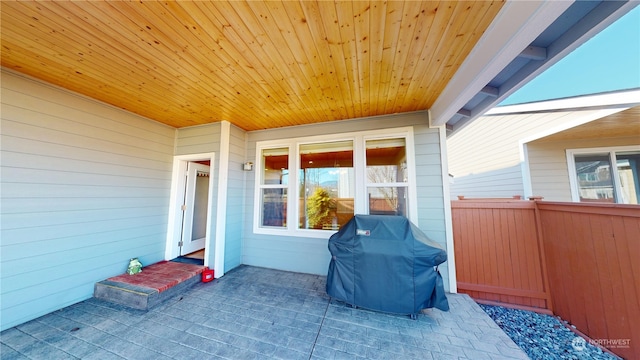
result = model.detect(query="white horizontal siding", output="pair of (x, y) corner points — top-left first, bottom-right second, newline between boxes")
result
(446, 108), (619, 199)
(449, 165), (524, 200)
(527, 136), (640, 202)
(0, 70), (175, 331)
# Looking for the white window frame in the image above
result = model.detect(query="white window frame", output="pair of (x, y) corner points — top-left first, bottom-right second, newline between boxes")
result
(363, 135), (412, 216)
(256, 144), (293, 231)
(253, 127), (417, 238)
(566, 145), (640, 203)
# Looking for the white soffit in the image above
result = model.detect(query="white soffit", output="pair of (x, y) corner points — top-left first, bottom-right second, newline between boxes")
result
(518, 107), (631, 145)
(429, 1), (572, 127)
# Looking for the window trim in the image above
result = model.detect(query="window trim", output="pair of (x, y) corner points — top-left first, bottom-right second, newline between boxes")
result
(566, 145), (639, 203)
(253, 127), (417, 238)
(363, 134), (413, 216)
(254, 143), (293, 235)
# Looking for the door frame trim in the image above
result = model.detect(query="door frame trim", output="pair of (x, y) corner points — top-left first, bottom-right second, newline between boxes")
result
(180, 162), (210, 255)
(165, 152), (216, 268)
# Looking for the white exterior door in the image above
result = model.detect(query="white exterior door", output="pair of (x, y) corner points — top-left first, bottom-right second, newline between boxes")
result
(180, 162), (210, 255)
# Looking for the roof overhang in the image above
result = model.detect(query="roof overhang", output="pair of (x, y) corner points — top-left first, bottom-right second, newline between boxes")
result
(526, 105), (640, 144)
(485, 88), (640, 145)
(432, 0), (638, 134)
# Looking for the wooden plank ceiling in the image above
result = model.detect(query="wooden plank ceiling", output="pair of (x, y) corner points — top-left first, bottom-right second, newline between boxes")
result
(1, 1), (504, 130)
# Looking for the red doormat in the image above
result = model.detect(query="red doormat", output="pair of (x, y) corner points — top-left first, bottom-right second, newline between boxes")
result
(106, 261), (205, 293)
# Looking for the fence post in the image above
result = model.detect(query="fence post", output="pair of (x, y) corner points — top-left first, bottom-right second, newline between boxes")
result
(531, 197), (553, 312)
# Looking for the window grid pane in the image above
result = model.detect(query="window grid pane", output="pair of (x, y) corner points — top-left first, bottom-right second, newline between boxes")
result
(299, 141), (354, 230)
(261, 148), (288, 185)
(367, 186), (408, 216)
(615, 151), (640, 204)
(574, 154), (616, 203)
(366, 138), (407, 184)
(259, 147), (289, 228)
(366, 138), (408, 216)
(260, 188), (287, 227)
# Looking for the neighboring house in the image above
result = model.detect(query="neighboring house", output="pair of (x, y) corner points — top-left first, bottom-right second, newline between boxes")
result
(448, 89), (640, 203)
(1, 1), (636, 331)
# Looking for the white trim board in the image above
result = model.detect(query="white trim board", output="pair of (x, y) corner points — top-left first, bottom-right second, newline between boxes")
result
(165, 152), (217, 268)
(213, 121), (231, 278)
(488, 89), (640, 116)
(439, 126), (457, 293)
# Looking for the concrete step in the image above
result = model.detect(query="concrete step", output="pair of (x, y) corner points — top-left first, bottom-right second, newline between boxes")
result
(94, 261), (206, 310)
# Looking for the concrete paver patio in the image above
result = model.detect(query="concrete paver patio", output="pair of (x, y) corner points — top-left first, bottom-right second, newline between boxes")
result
(1, 266), (528, 359)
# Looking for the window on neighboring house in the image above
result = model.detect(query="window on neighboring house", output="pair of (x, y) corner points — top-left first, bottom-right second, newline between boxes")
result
(254, 128), (415, 237)
(569, 147), (640, 204)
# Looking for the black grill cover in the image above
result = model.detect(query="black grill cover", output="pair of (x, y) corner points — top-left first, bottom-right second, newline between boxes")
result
(326, 215), (449, 314)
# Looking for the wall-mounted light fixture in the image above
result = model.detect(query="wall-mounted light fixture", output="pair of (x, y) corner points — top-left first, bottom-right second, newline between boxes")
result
(243, 162), (254, 171)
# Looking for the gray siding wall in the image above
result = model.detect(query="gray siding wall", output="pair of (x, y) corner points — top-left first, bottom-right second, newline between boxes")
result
(0, 70), (176, 330)
(413, 125), (450, 288)
(527, 136), (640, 202)
(174, 122), (244, 273)
(242, 112), (451, 289)
(174, 124), (221, 267)
(175, 124), (221, 156)
(224, 124), (246, 271)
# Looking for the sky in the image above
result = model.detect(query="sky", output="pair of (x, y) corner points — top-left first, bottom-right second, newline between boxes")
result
(501, 6), (640, 106)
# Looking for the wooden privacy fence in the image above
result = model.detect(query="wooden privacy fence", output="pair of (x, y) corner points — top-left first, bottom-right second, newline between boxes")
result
(452, 198), (553, 311)
(538, 202), (639, 360)
(452, 198), (640, 359)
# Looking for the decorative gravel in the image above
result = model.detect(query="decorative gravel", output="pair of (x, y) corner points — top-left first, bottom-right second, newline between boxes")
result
(479, 304), (620, 360)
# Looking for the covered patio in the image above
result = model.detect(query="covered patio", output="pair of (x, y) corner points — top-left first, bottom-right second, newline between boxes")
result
(1, 266), (526, 360)
(2, 1), (636, 344)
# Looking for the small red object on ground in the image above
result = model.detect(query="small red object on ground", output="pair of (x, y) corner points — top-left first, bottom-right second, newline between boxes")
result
(201, 268), (214, 282)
